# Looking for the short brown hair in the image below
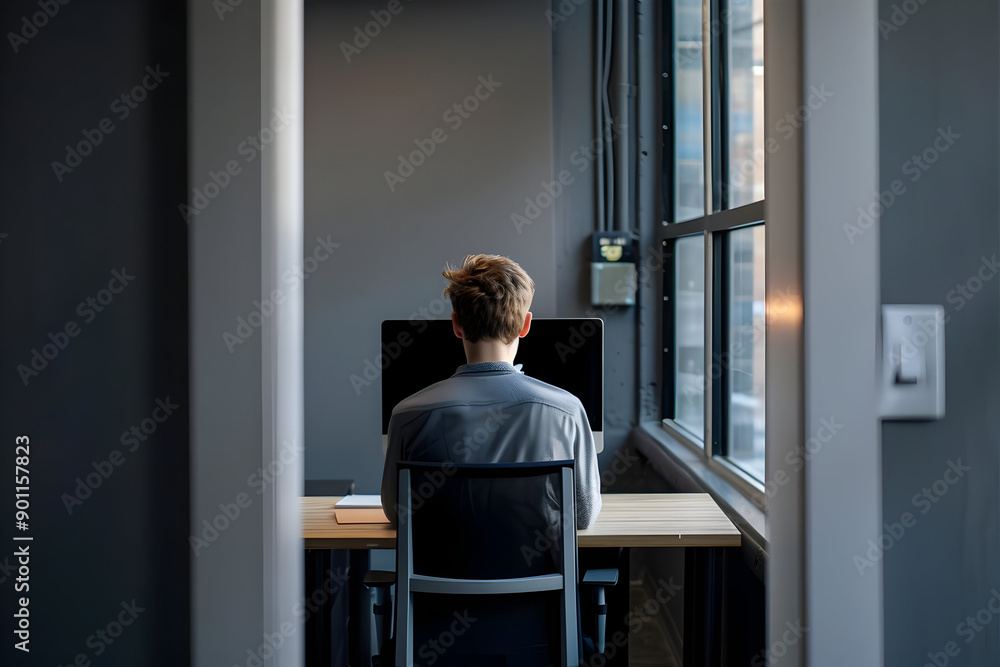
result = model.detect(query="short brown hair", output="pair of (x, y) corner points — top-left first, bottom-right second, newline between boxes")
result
(443, 254), (535, 344)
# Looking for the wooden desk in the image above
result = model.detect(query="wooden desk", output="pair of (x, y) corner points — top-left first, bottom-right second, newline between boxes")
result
(302, 492), (741, 549)
(303, 493), (740, 667)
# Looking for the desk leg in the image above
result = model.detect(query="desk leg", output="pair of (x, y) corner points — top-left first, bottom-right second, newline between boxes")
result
(304, 549), (332, 667)
(304, 548), (352, 667)
(605, 547), (629, 667)
(348, 549), (372, 667)
(683, 546), (723, 667)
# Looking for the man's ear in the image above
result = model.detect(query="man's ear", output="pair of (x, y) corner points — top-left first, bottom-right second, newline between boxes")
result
(451, 311), (464, 338)
(518, 312), (532, 338)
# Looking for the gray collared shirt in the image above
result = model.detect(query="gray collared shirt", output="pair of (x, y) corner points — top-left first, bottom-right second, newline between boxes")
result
(381, 361), (602, 529)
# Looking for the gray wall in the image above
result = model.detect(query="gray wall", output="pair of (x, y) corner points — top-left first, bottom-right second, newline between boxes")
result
(0, 1), (189, 664)
(304, 0), (636, 490)
(189, 1), (266, 664)
(879, 0), (1000, 664)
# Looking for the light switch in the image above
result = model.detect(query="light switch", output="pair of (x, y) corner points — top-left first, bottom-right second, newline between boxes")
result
(894, 340), (925, 385)
(881, 305), (945, 420)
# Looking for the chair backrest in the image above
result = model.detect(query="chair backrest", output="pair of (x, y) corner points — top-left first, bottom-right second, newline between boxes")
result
(394, 460), (579, 667)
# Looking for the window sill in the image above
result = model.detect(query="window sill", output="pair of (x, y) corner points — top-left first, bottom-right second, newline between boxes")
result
(633, 421), (767, 580)
(659, 419), (767, 505)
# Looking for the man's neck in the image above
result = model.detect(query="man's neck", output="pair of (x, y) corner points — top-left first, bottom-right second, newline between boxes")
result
(462, 339), (518, 365)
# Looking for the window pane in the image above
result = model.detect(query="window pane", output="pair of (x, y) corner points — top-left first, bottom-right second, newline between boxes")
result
(726, 225), (765, 479)
(726, 0), (764, 208)
(674, 234), (705, 438)
(673, 0), (705, 222)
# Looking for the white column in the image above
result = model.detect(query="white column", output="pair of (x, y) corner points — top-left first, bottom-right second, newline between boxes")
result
(261, 0), (304, 665)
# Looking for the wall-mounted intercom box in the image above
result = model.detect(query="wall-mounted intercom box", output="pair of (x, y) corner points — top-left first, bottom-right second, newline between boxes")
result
(591, 231), (636, 306)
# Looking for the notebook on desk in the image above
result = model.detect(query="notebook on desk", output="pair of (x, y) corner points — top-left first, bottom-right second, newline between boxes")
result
(334, 495), (390, 524)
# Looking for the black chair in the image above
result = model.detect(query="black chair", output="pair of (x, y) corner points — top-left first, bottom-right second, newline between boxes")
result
(366, 460), (617, 666)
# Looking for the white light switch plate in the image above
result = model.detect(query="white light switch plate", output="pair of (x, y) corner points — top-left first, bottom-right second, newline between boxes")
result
(881, 305), (945, 420)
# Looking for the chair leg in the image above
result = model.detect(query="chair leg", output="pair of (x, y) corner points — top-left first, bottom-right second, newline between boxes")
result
(594, 585), (608, 654)
(372, 587), (391, 653)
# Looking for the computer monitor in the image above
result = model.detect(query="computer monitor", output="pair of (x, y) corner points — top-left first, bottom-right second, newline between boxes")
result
(380, 318), (604, 453)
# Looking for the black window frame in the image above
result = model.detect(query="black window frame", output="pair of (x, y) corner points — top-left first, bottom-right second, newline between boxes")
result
(660, 0), (766, 487)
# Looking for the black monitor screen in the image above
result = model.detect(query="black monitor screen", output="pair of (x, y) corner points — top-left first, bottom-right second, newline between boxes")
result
(380, 318), (603, 438)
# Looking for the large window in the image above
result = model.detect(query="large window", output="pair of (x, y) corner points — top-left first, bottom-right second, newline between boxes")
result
(673, 0), (705, 222)
(661, 0), (765, 485)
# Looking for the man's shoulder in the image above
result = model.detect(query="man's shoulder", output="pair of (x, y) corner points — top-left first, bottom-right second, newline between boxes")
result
(515, 374), (586, 415)
(390, 372), (584, 418)
(391, 376), (459, 415)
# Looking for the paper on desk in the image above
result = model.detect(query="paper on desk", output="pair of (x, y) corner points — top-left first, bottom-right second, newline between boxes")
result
(334, 494), (382, 508)
(334, 495), (390, 524)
